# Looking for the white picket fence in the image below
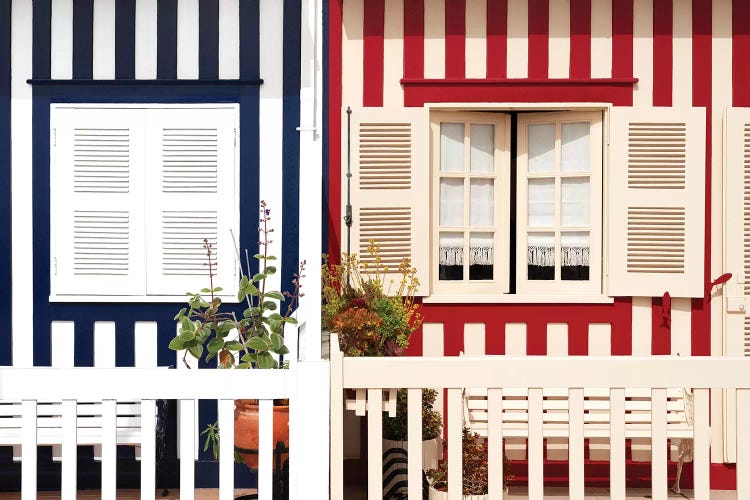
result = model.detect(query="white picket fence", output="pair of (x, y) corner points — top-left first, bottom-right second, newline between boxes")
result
(0, 321), (330, 499)
(329, 333), (750, 500)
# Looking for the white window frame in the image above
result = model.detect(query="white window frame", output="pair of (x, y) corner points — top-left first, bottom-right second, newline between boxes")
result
(426, 104), (610, 304)
(49, 103), (240, 303)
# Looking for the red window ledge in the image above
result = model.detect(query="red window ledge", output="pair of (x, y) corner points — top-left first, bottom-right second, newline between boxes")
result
(400, 78), (638, 107)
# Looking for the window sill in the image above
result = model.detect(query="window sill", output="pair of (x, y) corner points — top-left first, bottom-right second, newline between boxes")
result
(49, 294), (240, 304)
(422, 294), (614, 304)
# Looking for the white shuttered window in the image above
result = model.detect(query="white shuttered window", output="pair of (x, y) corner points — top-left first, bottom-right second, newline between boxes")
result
(51, 105), (239, 301)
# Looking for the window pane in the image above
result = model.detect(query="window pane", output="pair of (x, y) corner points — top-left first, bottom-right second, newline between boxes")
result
(527, 233), (555, 280)
(561, 122), (590, 172)
(469, 233), (493, 280)
(470, 179), (493, 226)
(470, 124), (494, 173)
(528, 178), (555, 227)
(440, 178), (464, 226)
(561, 232), (590, 281)
(441, 123), (464, 172)
(528, 123), (555, 173)
(439, 232), (464, 280)
(561, 178), (590, 227)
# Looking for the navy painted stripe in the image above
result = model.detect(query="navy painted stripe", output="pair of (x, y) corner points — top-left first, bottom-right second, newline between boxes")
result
(157, 0), (178, 79)
(199, 0), (219, 79)
(0, 0), (10, 366)
(282, 0), (301, 307)
(239, 0), (260, 80)
(115, 0), (136, 79)
(73, 0), (94, 79)
(32, 0), (51, 79)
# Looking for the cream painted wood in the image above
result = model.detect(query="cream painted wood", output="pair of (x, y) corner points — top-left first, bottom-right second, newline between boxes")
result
(329, 334), (345, 500)
(101, 399), (117, 499)
(140, 399), (156, 500)
(447, 388), (462, 499)
(218, 399), (234, 500)
(342, 0), (364, 106)
(693, 389), (710, 500)
(464, 323), (486, 355)
(367, 389), (383, 500)
(632, 0), (653, 107)
(504, 324), (526, 460)
(346, 107), (431, 294)
(672, 0), (692, 108)
(568, 389), (584, 499)
(61, 399), (77, 500)
(546, 324), (568, 461)
(51, 0), (73, 79)
(651, 388), (668, 500)
(548, 0), (570, 79)
(516, 111), (603, 296)
(93, 0), (116, 79)
(590, 0), (612, 78)
(608, 107), (706, 297)
(179, 398), (196, 500)
(528, 388), (544, 499)
(423, 323), (445, 437)
(423, 0), (445, 79)
(383, 0), (404, 107)
(588, 324), (611, 461)
(737, 390), (750, 498)
(407, 389), (423, 499)
(487, 388), (503, 500)
(135, 0), (158, 79)
(258, 399), (273, 500)
(355, 388), (366, 416)
(506, 0), (528, 78)
(609, 388), (626, 500)
(177, 0), (200, 79)
(21, 400), (37, 499)
(465, 0), (487, 79)
(218, 0), (240, 79)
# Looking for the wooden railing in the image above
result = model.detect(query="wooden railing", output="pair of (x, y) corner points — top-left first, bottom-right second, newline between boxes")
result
(330, 333), (750, 500)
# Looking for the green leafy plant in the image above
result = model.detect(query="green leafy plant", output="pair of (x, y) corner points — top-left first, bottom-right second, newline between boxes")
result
(322, 242), (422, 356)
(426, 427), (513, 495)
(383, 388), (442, 441)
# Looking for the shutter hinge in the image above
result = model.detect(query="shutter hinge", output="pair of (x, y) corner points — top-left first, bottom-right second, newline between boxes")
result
(234, 128), (237, 148)
(54, 257), (58, 276)
(53, 128), (56, 147)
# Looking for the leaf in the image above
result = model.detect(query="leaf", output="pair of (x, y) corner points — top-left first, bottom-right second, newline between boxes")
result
(247, 337), (268, 351)
(224, 341), (243, 351)
(188, 344), (203, 360)
(253, 273), (267, 282)
(285, 317), (298, 325)
(240, 275), (249, 287)
(168, 337), (186, 350)
(243, 283), (259, 296)
(219, 349), (235, 368)
(265, 266), (277, 275)
(253, 253), (265, 260)
(179, 329), (195, 342)
(240, 352), (258, 363)
(213, 286), (223, 292)
(270, 333), (284, 351)
(256, 352), (275, 369)
(208, 338), (224, 354)
(206, 351), (217, 362)
(262, 301), (277, 311)
(265, 255), (277, 260)
(201, 288), (211, 293)
(264, 291), (284, 301)
(237, 290), (246, 302)
(236, 362), (251, 369)
(276, 346), (290, 355)
(180, 316), (194, 333)
(173, 307), (188, 320)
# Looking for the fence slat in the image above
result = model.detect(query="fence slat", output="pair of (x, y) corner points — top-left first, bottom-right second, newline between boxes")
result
(330, 337), (345, 500)
(355, 388), (366, 416)
(569, 388), (584, 499)
(140, 399), (156, 500)
(367, 389), (383, 500)
(651, 388), (667, 500)
(21, 400), (37, 499)
(179, 399), (196, 500)
(693, 388), (710, 500)
(447, 388), (462, 500)
(407, 388), (423, 500)
(487, 388), (503, 500)
(218, 399), (235, 500)
(610, 388), (625, 500)
(61, 399), (77, 500)
(101, 399), (117, 499)
(737, 389), (750, 498)
(258, 398), (273, 500)
(528, 388), (544, 499)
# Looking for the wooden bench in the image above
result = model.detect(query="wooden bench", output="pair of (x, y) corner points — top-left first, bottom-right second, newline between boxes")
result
(463, 386), (696, 492)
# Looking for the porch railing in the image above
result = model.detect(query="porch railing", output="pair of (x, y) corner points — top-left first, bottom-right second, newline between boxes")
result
(330, 333), (750, 500)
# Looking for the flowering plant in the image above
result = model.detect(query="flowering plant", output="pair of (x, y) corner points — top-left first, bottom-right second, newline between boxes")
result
(322, 242), (422, 356)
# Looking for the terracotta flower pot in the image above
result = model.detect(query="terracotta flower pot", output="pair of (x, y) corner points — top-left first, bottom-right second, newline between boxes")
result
(234, 399), (289, 470)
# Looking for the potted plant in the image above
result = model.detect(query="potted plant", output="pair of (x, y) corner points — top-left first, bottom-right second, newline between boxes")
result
(382, 388), (444, 499)
(168, 201), (304, 469)
(426, 427), (513, 500)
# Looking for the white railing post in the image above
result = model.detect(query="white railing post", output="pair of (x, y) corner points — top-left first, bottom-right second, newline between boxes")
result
(366, 388), (383, 499)
(217, 398), (235, 500)
(179, 397), (196, 500)
(407, 388), (423, 500)
(140, 399), (157, 500)
(329, 334), (345, 500)
(101, 399), (117, 499)
(651, 388), (667, 500)
(609, 388), (626, 500)
(528, 388), (544, 499)
(61, 399), (77, 500)
(568, 388), (584, 499)
(487, 388), (503, 500)
(258, 398), (273, 500)
(21, 399), (37, 499)
(737, 389), (750, 498)
(693, 388), (710, 500)
(447, 388), (462, 500)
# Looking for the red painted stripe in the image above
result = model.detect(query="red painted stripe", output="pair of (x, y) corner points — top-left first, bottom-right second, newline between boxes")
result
(569, 0), (591, 79)
(652, 0), (672, 106)
(611, 0), (633, 79)
(692, 0), (712, 356)
(527, 0), (549, 79)
(445, 0), (466, 78)
(403, 0), (424, 80)
(733, 0), (750, 106)
(362, 0), (385, 107)
(651, 297), (671, 355)
(328, 0), (342, 260)
(611, 297), (633, 356)
(486, 0), (508, 78)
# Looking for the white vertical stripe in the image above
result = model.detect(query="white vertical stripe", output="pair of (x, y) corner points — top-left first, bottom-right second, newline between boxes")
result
(588, 324), (611, 355)
(11, 0), (34, 368)
(135, 0), (158, 79)
(631, 296), (652, 355)
(218, 0), (240, 79)
(21, 400), (37, 498)
(218, 399), (235, 500)
(140, 399), (157, 500)
(94, 322), (116, 368)
(590, 0), (613, 78)
(465, 0), (487, 79)
(671, 298), (692, 355)
(61, 399), (77, 500)
(51, 0), (74, 79)
(546, 323), (568, 355)
(259, 0), (284, 295)
(424, 0), (446, 79)
(505, 323), (527, 355)
(422, 323), (444, 438)
(713, 0), (732, 464)
(101, 399), (117, 499)
(548, 0), (570, 78)
(383, 0), (404, 106)
(177, 0), (200, 78)
(342, 0), (364, 104)
(672, 0), (692, 107)
(51, 322), (75, 367)
(463, 323), (486, 355)
(632, 0), (653, 106)
(507, 0), (528, 78)
(93, 0), (116, 78)
(135, 322), (157, 367)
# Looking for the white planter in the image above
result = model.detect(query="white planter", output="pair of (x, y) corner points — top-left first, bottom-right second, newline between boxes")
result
(428, 485), (509, 500)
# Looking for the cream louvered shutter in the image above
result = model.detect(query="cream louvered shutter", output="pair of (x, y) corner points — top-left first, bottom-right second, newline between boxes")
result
(608, 107), (705, 297)
(144, 107), (239, 296)
(51, 108), (146, 296)
(345, 107), (430, 294)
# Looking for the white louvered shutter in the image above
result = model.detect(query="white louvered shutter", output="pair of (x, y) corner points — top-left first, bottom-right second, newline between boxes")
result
(144, 107), (239, 296)
(51, 108), (146, 296)
(608, 107), (706, 297)
(345, 107), (430, 294)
